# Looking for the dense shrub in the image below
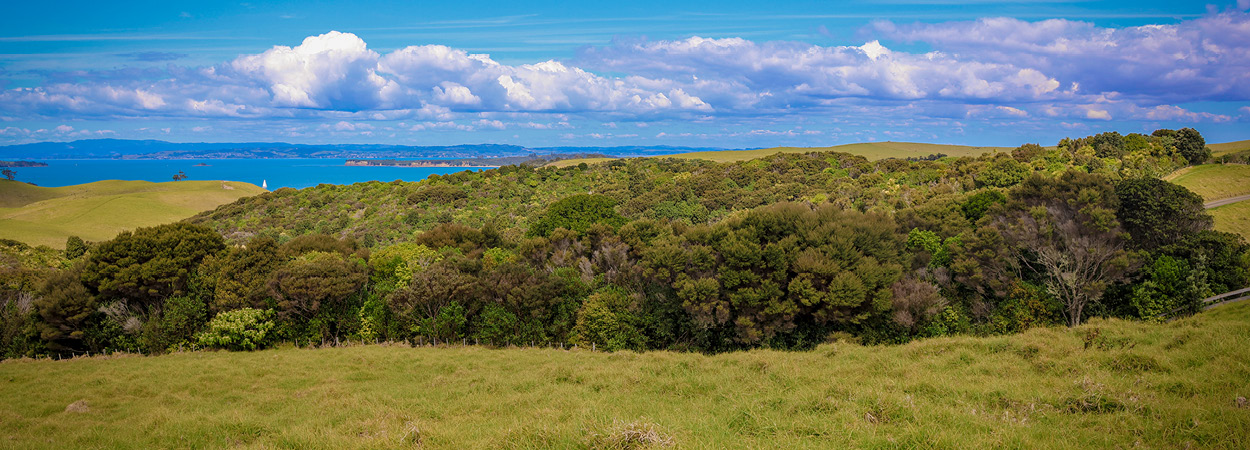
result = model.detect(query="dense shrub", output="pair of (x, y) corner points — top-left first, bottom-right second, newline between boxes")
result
(196, 308), (275, 351)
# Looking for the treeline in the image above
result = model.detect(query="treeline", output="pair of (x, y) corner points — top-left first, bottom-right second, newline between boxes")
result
(1, 128), (1246, 357)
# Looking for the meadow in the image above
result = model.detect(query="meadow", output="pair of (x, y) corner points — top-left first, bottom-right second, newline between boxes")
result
(1208, 139), (1250, 156)
(1164, 164), (1250, 203)
(2, 301), (1247, 449)
(0, 180), (264, 248)
(1210, 201), (1250, 240)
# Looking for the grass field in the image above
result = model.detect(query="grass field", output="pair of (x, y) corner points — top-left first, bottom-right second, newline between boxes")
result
(548, 142), (1012, 167)
(0, 180), (265, 248)
(1210, 201), (1250, 240)
(1209, 139), (1250, 156)
(1165, 164), (1250, 202)
(2, 302), (1247, 448)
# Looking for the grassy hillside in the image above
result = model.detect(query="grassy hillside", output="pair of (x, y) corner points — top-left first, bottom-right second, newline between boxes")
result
(1211, 201), (1250, 240)
(1164, 164), (1250, 201)
(549, 141), (1011, 167)
(2, 302), (1248, 449)
(0, 180), (265, 248)
(1209, 139), (1250, 156)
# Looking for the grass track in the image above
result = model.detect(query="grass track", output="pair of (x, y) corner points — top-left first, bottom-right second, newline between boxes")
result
(2, 302), (1248, 449)
(0, 179), (265, 248)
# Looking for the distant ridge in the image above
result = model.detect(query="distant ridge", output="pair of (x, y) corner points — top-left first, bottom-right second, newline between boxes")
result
(0, 139), (735, 160)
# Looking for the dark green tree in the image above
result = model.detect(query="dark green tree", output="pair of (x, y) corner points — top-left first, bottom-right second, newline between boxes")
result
(267, 251), (367, 323)
(34, 263), (98, 352)
(64, 236), (89, 260)
(1114, 178), (1211, 250)
(1175, 127), (1209, 165)
(81, 223), (225, 317)
(529, 194), (627, 237)
(673, 202), (904, 346)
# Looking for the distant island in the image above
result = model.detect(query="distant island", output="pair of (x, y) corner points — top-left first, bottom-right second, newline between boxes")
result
(0, 139), (730, 160)
(346, 153), (614, 167)
(0, 160), (48, 167)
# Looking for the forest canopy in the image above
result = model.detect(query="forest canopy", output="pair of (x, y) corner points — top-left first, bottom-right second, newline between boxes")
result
(1, 127), (1246, 357)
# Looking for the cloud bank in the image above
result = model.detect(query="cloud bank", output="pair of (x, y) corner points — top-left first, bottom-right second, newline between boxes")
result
(2, 11), (1248, 144)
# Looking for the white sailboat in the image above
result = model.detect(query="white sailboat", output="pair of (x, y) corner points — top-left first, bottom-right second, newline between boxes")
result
(262, 179), (268, 190)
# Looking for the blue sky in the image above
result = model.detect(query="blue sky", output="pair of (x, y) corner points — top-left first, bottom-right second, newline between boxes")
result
(2, 0), (1248, 148)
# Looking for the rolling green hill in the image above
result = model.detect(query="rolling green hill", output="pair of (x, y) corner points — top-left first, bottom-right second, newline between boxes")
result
(1210, 201), (1250, 241)
(0, 180), (265, 248)
(1209, 139), (1250, 156)
(2, 301), (1248, 448)
(1164, 164), (1250, 202)
(549, 141), (1012, 167)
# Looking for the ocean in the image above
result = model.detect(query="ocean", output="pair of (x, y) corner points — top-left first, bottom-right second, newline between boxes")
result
(7, 159), (493, 189)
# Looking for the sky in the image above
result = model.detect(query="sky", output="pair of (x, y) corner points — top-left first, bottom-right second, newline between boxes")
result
(1, 0), (1249, 148)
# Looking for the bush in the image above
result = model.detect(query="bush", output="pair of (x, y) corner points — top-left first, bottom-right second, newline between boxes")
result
(573, 289), (646, 351)
(140, 295), (208, 353)
(196, 308), (275, 351)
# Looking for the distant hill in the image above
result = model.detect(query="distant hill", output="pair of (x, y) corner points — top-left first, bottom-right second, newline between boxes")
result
(0, 179), (265, 248)
(1209, 139), (1250, 156)
(0, 139), (729, 160)
(549, 141), (1014, 167)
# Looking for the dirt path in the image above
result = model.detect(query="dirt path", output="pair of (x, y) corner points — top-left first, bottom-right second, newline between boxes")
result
(1204, 194), (1250, 209)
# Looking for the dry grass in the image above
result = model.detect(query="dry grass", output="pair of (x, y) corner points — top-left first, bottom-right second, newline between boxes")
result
(2, 300), (1248, 449)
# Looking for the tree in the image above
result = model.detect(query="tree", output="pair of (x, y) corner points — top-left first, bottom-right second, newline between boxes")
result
(81, 223), (225, 317)
(1154, 128), (1209, 165)
(64, 236), (89, 260)
(267, 251), (366, 323)
(1175, 128), (1209, 165)
(529, 194), (627, 237)
(34, 264), (98, 352)
(386, 260), (475, 338)
(573, 288), (646, 351)
(1, 169), (15, 181)
(208, 236), (282, 313)
(995, 173), (1132, 326)
(1114, 178), (1211, 250)
(672, 202), (904, 346)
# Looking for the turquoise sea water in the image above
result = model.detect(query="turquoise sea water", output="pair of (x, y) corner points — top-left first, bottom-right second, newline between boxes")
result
(8, 159), (492, 189)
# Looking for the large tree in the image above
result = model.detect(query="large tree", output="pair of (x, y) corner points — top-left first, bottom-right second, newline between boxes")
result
(267, 251), (366, 323)
(995, 172), (1132, 326)
(671, 202), (905, 345)
(1114, 178), (1211, 250)
(81, 223), (225, 317)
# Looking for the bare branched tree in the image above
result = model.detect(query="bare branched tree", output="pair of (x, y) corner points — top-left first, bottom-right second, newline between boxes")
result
(996, 203), (1131, 326)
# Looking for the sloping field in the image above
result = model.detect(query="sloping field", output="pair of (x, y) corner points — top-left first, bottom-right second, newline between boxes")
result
(1165, 164), (1250, 202)
(0, 180), (265, 248)
(548, 142), (1012, 167)
(2, 302), (1247, 449)
(1209, 139), (1250, 156)
(1210, 201), (1250, 240)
